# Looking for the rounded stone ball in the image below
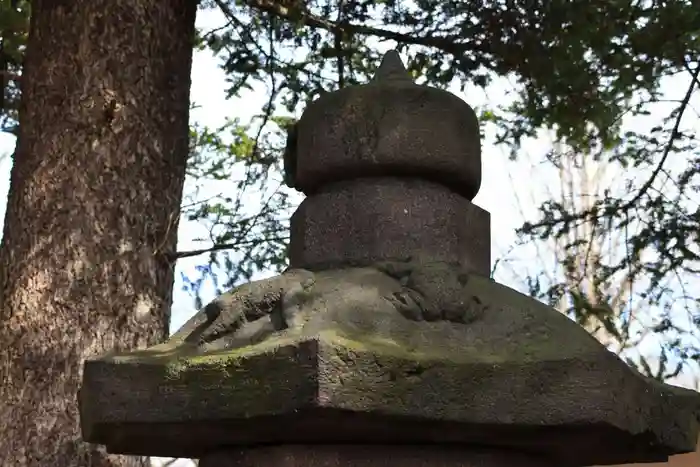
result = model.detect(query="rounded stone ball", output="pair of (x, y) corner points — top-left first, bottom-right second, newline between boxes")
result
(292, 80), (482, 200)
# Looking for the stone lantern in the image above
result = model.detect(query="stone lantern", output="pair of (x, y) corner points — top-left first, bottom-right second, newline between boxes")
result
(79, 51), (700, 467)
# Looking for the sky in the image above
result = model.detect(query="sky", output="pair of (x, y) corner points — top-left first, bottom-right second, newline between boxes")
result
(0, 8), (698, 466)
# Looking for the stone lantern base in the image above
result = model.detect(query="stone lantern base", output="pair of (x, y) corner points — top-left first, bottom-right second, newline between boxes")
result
(79, 266), (700, 467)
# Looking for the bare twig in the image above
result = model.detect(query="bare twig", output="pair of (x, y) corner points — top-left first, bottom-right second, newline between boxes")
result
(172, 234), (289, 260)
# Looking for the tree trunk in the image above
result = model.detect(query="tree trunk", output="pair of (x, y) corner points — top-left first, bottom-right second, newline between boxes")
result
(0, 1), (197, 466)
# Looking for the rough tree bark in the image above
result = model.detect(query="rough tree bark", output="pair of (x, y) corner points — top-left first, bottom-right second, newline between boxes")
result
(0, 1), (197, 465)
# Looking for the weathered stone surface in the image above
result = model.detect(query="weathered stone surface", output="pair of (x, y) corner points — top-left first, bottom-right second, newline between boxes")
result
(287, 52), (481, 200)
(199, 445), (553, 467)
(80, 263), (700, 466)
(289, 178), (491, 274)
(79, 50), (700, 467)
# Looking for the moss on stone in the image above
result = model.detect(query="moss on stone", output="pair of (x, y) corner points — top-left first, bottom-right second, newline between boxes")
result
(114, 324), (572, 387)
(90, 264), (606, 385)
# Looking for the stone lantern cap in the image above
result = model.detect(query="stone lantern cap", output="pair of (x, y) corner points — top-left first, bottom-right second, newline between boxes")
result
(79, 51), (700, 467)
(285, 50), (481, 200)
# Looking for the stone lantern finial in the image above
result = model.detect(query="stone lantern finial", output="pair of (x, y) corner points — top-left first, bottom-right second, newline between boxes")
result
(372, 50), (413, 83)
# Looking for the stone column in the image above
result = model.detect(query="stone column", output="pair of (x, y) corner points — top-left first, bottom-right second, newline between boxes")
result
(79, 51), (700, 467)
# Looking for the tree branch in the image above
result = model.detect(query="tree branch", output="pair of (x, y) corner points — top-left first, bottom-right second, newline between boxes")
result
(616, 59), (700, 213)
(215, 0), (469, 55)
(523, 59), (700, 233)
(171, 235), (289, 260)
